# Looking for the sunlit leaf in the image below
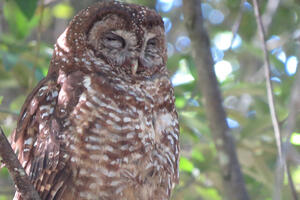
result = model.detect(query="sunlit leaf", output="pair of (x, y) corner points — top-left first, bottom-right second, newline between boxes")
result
(196, 187), (221, 200)
(175, 97), (186, 108)
(42, 67), (49, 77)
(291, 132), (300, 145)
(179, 157), (194, 173)
(0, 167), (8, 176)
(3, 1), (40, 39)
(191, 149), (205, 162)
(13, 0), (38, 20)
(0, 194), (9, 200)
(292, 166), (300, 185)
(0, 96), (3, 105)
(52, 3), (74, 19)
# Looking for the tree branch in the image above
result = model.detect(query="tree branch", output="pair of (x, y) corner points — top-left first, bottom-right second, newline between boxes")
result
(0, 127), (41, 200)
(230, 0), (246, 48)
(252, 1), (298, 200)
(252, 0), (282, 162)
(183, 1), (249, 199)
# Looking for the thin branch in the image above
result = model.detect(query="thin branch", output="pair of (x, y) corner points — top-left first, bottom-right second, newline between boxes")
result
(0, 127), (41, 200)
(183, 1), (250, 199)
(252, 0), (282, 162)
(252, 1), (298, 200)
(230, 0), (246, 48)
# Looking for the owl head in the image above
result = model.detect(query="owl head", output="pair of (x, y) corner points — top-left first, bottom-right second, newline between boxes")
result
(50, 1), (167, 80)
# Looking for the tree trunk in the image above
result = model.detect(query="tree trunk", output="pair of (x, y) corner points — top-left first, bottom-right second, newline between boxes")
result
(183, 1), (250, 199)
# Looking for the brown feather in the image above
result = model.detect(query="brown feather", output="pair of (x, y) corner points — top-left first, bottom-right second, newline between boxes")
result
(13, 2), (179, 200)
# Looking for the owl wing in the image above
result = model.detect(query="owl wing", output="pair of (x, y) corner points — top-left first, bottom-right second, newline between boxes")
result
(154, 78), (180, 184)
(11, 74), (73, 200)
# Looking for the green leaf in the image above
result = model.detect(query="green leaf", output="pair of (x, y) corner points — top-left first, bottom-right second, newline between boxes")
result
(179, 157), (194, 173)
(0, 195), (9, 200)
(291, 132), (300, 145)
(0, 96), (3, 105)
(52, 3), (74, 19)
(2, 53), (19, 70)
(3, 1), (40, 39)
(196, 187), (221, 200)
(13, 0), (38, 20)
(175, 97), (186, 109)
(191, 149), (205, 162)
(291, 166), (300, 185)
(0, 167), (8, 176)
(42, 67), (49, 77)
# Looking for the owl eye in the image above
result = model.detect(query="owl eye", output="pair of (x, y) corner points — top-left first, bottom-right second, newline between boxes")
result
(102, 32), (125, 49)
(147, 38), (158, 47)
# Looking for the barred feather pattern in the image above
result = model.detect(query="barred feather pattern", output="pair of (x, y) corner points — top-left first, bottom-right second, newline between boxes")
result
(12, 1), (179, 200)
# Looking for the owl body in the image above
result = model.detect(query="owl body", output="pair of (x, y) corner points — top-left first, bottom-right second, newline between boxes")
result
(11, 1), (179, 200)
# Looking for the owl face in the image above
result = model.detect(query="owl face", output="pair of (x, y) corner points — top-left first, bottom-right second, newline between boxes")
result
(85, 4), (166, 78)
(52, 1), (167, 79)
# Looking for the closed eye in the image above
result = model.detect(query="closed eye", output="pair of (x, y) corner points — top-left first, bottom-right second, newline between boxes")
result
(102, 32), (125, 49)
(147, 38), (158, 47)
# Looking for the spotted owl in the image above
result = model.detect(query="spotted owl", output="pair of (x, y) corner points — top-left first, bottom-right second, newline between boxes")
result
(11, 1), (179, 200)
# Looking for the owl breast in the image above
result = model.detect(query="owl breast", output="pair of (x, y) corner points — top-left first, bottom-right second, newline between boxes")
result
(64, 73), (179, 200)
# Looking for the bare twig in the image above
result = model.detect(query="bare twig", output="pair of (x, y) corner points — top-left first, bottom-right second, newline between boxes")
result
(252, 0), (282, 162)
(230, 0), (246, 48)
(183, 1), (250, 199)
(252, 1), (298, 200)
(0, 127), (41, 200)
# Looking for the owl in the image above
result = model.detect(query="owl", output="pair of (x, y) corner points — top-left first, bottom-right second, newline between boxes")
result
(11, 1), (179, 200)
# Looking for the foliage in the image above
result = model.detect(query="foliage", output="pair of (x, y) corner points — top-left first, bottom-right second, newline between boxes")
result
(0, 0), (299, 199)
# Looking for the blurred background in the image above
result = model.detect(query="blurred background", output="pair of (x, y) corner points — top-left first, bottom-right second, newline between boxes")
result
(0, 0), (300, 199)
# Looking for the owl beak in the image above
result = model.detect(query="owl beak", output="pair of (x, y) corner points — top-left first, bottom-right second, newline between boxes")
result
(131, 60), (138, 75)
